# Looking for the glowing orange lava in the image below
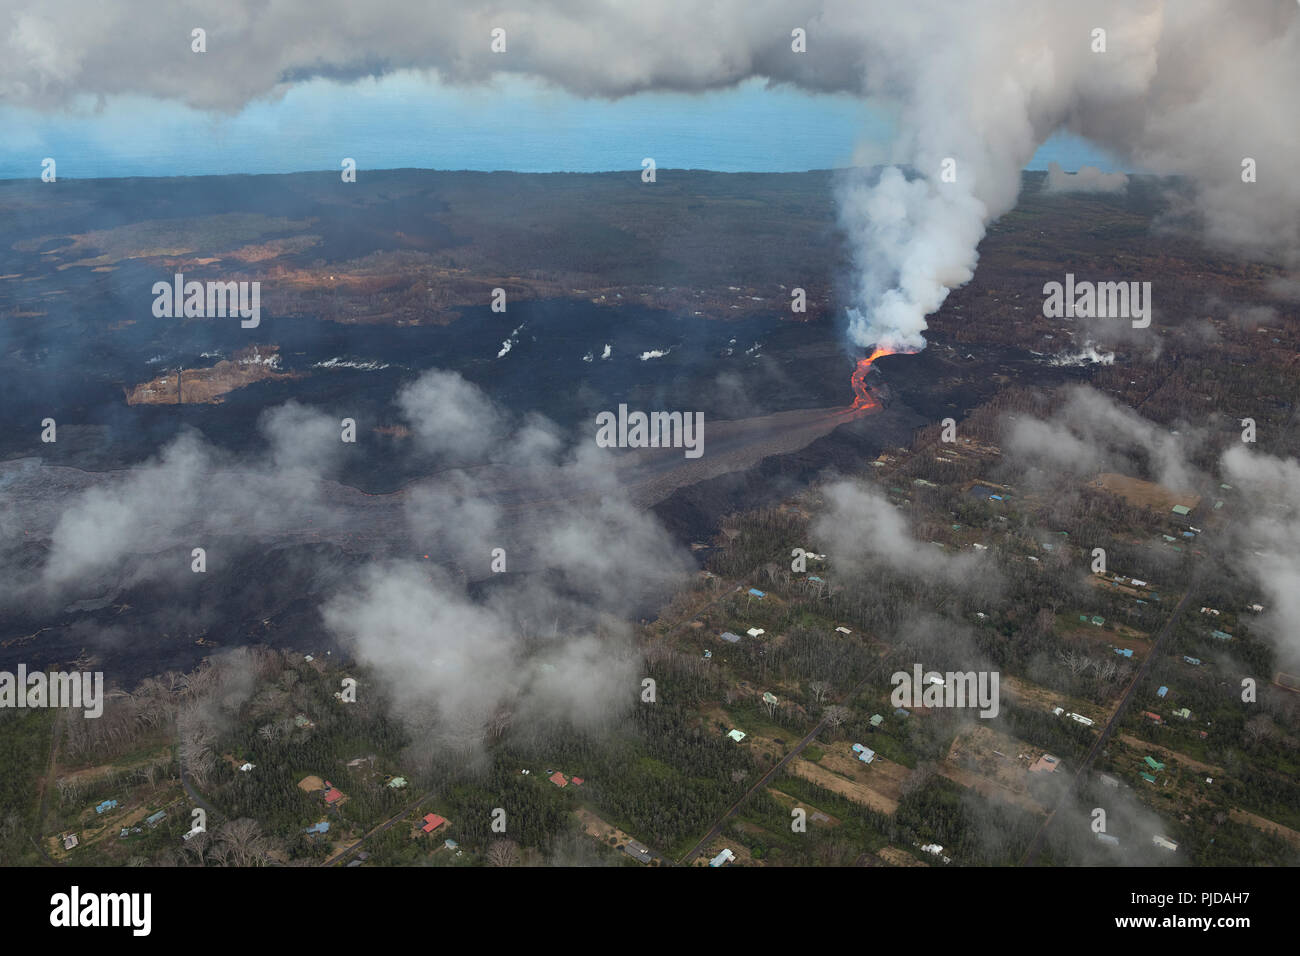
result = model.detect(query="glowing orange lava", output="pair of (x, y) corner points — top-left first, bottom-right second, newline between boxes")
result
(848, 346), (897, 411)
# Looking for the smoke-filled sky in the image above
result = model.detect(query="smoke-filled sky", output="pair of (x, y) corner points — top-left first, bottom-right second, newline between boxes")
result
(5, 1), (1297, 352)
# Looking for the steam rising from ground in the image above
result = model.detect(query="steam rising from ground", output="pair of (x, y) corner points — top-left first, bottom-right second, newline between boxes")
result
(812, 480), (991, 589)
(1220, 446), (1300, 670)
(6, 2), (1296, 351)
(1004, 386), (1201, 494)
(7, 369), (691, 748)
(1000, 387), (1300, 668)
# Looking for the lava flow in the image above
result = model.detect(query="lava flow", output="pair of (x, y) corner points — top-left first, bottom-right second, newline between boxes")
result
(848, 346), (896, 411)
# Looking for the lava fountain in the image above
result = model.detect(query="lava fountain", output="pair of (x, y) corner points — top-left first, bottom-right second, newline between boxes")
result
(848, 346), (897, 411)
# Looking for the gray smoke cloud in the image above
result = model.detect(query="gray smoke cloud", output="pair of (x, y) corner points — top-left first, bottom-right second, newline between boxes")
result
(1220, 445), (1300, 670)
(1004, 386), (1202, 494)
(4, 365), (691, 748)
(328, 368), (692, 748)
(811, 479), (990, 588)
(5, 2), (1296, 352)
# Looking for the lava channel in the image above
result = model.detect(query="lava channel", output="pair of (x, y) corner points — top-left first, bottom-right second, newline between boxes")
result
(848, 346), (896, 411)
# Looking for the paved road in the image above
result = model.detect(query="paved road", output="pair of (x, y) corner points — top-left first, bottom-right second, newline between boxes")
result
(323, 790), (436, 866)
(1019, 570), (1203, 866)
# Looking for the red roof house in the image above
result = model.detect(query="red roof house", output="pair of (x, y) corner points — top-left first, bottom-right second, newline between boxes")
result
(421, 813), (446, 833)
(571, 777), (584, 786)
(549, 772), (568, 787)
(325, 788), (344, 804)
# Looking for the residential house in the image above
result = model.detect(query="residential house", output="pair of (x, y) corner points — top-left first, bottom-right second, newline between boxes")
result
(624, 840), (653, 864)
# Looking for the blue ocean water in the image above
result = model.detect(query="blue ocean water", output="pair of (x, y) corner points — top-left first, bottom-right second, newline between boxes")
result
(0, 73), (1126, 180)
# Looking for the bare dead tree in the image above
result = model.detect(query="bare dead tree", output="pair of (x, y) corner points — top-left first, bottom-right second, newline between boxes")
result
(487, 839), (520, 868)
(215, 818), (269, 867)
(901, 761), (938, 798)
(1244, 714), (1274, 748)
(823, 705), (850, 729)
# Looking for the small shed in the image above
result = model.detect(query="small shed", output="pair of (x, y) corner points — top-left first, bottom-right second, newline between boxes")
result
(726, 729), (746, 743)
(720, 632), (742, 643)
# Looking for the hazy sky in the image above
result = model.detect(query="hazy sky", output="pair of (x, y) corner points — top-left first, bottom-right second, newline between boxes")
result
(0, 72), (1125, 179)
